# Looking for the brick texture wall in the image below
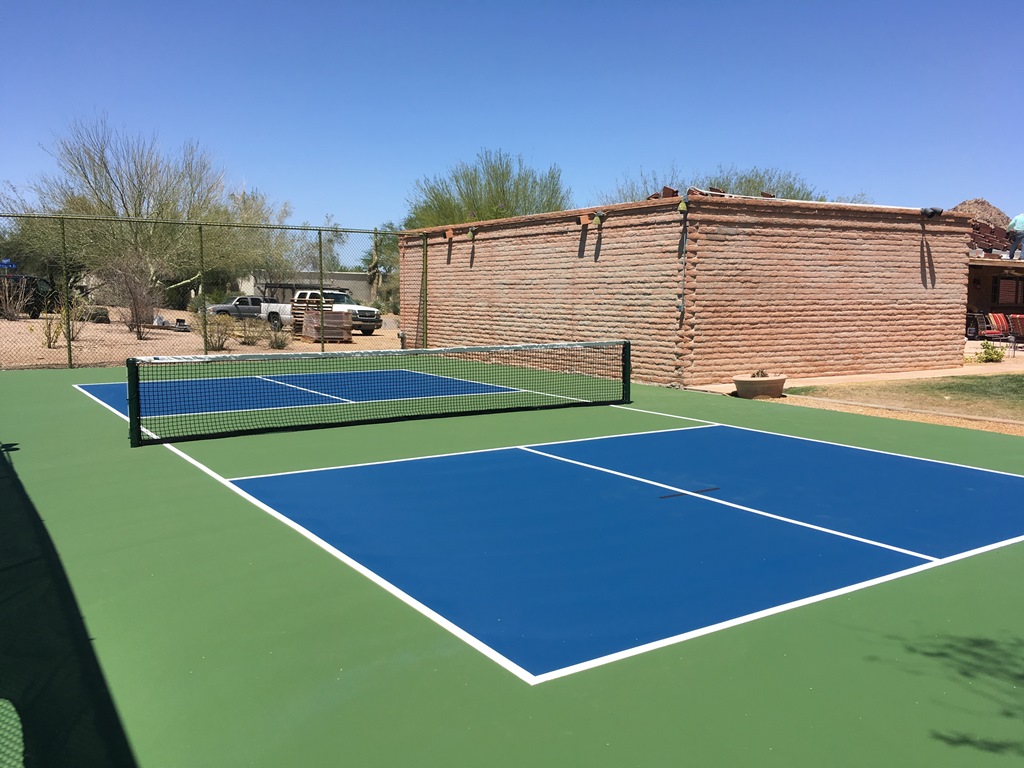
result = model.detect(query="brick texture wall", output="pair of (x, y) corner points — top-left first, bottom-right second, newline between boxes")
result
(400, 202), (685, 385)
(681, 195), (970, 385)
(400, 195), (971, 387)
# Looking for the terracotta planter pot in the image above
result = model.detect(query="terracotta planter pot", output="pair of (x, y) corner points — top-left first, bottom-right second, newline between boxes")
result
(732, 374), (787, 399)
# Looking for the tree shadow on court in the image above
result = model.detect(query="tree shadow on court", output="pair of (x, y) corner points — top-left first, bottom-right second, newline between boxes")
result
(875, 631), (1024, 759)
(0, 441), (138, 767)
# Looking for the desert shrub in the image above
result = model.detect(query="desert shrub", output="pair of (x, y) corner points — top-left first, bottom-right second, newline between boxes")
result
(61, 294), (91, 341)
(204, 313), (235, 351)
(0, 278), (29, 320)
(267, 328), (291, 349)
(37, 315), (63, 348)
(237, 317), (266, 346)
(190, 311), (234, 351)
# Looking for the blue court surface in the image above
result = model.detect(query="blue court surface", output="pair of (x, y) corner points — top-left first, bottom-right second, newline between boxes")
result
(80, 369), (516, 417)
(227, 424), (1024, 684)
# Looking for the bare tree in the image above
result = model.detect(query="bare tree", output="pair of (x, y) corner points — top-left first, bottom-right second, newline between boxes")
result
(596, 163), (688, 206)
(6, 116), (293, 315)
(34, 116), (224, 220)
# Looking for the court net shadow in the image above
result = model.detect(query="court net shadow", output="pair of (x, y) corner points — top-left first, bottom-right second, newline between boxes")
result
(0, 441), (138, 767)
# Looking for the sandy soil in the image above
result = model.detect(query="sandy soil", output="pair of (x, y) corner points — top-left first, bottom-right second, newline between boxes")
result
(768, 393), (1024, 437)
(0, 307), (403, 370)
(692, 340), (1024, 437)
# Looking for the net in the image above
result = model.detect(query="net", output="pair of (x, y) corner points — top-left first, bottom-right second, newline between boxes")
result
(127, 340), (631, 446)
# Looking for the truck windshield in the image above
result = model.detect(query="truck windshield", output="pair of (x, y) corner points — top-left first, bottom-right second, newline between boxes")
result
(323, 293), (355, 304)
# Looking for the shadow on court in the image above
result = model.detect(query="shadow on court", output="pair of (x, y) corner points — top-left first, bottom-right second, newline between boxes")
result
(909, 633), (1024, 758)
(875, 630), (1024, 759)
(0, 441), (138, 768)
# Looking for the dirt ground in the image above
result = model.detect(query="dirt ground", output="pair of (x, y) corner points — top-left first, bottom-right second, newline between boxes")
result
(693, 340), (1024, 437)
(0, 307), (403, 370)
(769, 393), (1024, 437)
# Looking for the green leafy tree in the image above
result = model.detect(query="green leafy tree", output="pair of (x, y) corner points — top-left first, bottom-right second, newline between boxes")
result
(404, 149), (573, 229)
(600, 163), (870, 205)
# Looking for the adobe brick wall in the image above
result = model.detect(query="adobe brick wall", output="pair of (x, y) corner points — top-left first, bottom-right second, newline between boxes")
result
(400, 195), (971, 387)
(681, 195), (971, 385)
(399, 201), (686, 385)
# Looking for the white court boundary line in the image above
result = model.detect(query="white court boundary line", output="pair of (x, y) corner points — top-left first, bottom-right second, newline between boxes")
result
(182, 435), (1024, 686)
(610, 403), (1024, 480)
(519, 446), (937, 561)
(78, 379), (1024, 481)
(73, 384), (1024, 685)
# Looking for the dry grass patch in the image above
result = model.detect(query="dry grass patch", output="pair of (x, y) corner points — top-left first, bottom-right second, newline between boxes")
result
(782, 374), (1024, 436)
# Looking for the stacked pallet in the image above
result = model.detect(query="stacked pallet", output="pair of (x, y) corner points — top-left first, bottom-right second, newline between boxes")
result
(299, 307), (352, 343)
(292, 298), (352, 342)
(950, 198), (1011, 252)
(969, 220), (1010, 252)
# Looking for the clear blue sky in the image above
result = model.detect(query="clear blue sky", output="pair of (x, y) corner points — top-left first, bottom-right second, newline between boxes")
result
(4, 0), (1022, 227)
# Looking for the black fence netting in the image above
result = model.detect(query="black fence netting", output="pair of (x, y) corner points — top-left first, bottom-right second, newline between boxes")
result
(0, 214), (401, 370)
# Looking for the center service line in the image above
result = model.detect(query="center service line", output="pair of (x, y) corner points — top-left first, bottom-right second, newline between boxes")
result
(518, 446), (939, 563)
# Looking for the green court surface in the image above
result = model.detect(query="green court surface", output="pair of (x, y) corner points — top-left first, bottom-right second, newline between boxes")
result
(2, 366), (1024, 767)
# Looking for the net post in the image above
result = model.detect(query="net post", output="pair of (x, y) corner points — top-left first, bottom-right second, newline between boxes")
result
(621, 340), (632, 403)
(126, 357), (143, 448)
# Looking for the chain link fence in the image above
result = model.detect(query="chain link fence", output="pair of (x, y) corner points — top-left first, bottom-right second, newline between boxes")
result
(0, 214), (401, 369)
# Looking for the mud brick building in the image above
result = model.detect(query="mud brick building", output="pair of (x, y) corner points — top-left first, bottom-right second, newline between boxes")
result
(399, 190), (971, 387)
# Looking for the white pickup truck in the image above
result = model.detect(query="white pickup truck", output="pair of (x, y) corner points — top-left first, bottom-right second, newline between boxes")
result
(205, 295), (274, 319)
(265, 289), (383, 335)
(206, 291), (383, 335)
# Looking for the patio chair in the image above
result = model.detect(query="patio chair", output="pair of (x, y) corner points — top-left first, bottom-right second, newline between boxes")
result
(987, 313), (1011, 339)
(974, 313), (1009, 341)
(1008, 315), (1024, 355)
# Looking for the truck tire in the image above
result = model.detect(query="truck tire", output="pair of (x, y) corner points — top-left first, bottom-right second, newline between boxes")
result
(267, 313), (282, 331)
(360, 328), (375, 336)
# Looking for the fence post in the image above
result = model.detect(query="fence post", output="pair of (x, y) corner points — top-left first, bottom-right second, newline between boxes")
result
(198, 224), (209, 354)
(59, 218), (73, 369)
(419, 234), (428, 348)
(317, 230), (325, 353)
(370, 228), (380, 305)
